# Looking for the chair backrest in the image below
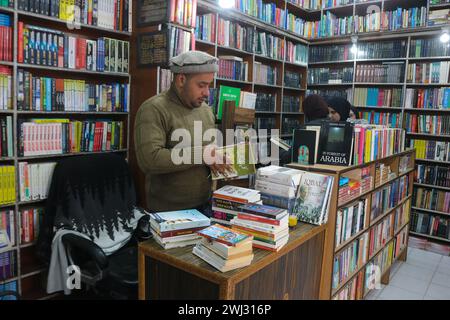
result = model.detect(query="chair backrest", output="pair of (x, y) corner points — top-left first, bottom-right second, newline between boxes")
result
(37, 153), (140, 263)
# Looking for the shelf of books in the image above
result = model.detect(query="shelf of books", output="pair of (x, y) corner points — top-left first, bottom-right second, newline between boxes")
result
(0, 1), (132, 300)
(288, 147), (415, 300)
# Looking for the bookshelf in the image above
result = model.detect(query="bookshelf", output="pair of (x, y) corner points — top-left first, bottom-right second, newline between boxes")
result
(0, 1), (132, 299)
(288, 149), (416, 300)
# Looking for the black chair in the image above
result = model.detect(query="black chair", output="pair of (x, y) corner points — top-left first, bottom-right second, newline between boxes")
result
(36, 153), (151, 300)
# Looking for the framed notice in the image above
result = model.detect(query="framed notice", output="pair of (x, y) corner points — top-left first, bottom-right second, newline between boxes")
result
(137, 0), (171, 27)
(137, 30), (170, 68)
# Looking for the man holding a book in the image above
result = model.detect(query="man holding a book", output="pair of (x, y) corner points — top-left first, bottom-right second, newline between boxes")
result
(135, 51), (230, 212)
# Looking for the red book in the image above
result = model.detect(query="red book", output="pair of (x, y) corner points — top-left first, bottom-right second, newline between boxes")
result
(237, 212), (282, 226)
(169, 0), (176, 23)
(106, 123), (111, 150)
(159, 226), (205, 238)
(75, 38), (82, 69)
(29, 210), (34, 242)
(191, 0), (197, 28)
(80, 38), (87, 69)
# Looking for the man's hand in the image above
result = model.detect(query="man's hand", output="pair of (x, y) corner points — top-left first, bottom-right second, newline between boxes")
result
(203, 144), (233, 178)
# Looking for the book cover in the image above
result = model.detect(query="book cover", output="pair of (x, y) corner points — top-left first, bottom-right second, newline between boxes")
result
(238, 203), (287, 220)
(292, 129), (317, 165)
(317, 122), (354, 166)
(150, 209), (210, 232)
(216, 85), (241, 120)
(197, 224), (252, 247)
(211, 143), (256, 180)
(292, 172), (333, 225)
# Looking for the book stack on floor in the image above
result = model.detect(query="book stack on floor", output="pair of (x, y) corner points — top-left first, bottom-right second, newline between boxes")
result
(255, 165), (303, 214)
(193, 224), (254, 272)
(150, 209), (210, 249)
(231, 203), (289, 252)
(211, 185), (261, 225)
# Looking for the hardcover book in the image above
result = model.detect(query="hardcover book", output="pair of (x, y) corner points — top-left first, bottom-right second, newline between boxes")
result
(197, 224), (252, 247)
(238, 203), (287, 220)
(216, 85), (241, 120)
(211, 143), (256, 180)
(292, 129), (317, 165)
(150, 209), (210, 232)
(292, 172), (334, 225)
(317, 122), (354, 166)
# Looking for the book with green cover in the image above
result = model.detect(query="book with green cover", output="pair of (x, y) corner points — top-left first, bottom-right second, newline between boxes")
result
(217, 85), (241, 120)
(212, 143), (256, 180)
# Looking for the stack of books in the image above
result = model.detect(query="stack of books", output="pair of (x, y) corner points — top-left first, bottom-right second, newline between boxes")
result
(149, 209), (210, 249)
(255, 165), (302, 214)
(231, 203), (289, 252)
(211, 185), (261, 225)
(193, 224), (254, 272)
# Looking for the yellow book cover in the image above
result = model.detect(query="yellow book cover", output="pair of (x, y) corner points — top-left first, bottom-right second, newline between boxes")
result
(111, 122), (116, 148)
(364, 130), (372, 163)
(119, 122), (123, 149)
(8, 166), (15, 203)
(66, 0), (75, 22)
(31, 118), (70, 123)
(59, 0), (66, 20)
(0, 166), (4, 204)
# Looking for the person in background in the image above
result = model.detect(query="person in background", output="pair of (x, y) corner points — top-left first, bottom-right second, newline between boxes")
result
(326, 96), (351, 122)
(302, 94), (330, 124)
(349, 106), (359, 120)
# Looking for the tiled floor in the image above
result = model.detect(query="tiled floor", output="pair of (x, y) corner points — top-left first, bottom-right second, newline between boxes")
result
(365, 247), (450, 300)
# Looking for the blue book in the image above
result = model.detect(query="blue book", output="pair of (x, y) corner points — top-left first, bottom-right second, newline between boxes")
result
(150, 209), (210, 232)
(46, 77), (51, 111)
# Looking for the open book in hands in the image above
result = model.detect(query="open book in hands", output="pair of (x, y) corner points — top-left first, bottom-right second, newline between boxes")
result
(211, 143), (256, 180)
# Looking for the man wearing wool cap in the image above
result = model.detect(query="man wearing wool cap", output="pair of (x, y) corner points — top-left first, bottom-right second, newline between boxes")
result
(134, 51), (230, 212)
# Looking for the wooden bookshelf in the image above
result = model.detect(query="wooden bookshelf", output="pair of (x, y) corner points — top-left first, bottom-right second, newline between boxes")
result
(0, 1), (132, 300)
(288, 149), (416, 300)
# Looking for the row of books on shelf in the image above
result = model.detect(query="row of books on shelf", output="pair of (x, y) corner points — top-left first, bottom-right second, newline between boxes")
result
(218, 56), (249, 82)
(405, 87), (450, 110)
(256, 32), (284, 61)
(284, 70), (302, 88)
(18, 23), (130, 73)
(359, 111), (400, 128)
(0, 1), (12, 8)
(282, 118), (301, 135)
(0, 13), (12, 62)
(407, 62), (450, 84)
(19, 162), (56, 202)
(309, 44), (353, 63)
(355, 63), (404, 83)
(355, 88), (404, 109)
(18, 0), (133, 32)
(335, 198), (367, 248)
(410, 211), (450, 240)
(195, 13), (215, 44)
(0, 165), (15, 205)
(0, 210), (14, 248)
(405, 114), (450, 135)
(255, 93), (276, 112)
(0, 66), (11, 110)
(370, 175), (410, 221)
(410, 38), (450, 58)
(334, 227), (408, 300)
(168, 27), (192, 60)
(282, 96), (301, 113)
(254, 62), (278, 86)
(368, 213), (393, 258)
(216, 17), (254, 53)
(19, 119), (125, 156)
(332, 232), (368, 289)
(0, 250), (16, 280)
(428, 7), (450, 26)
(20, 208), (43, 244)
(413, 187), (450, 213)
(0, 115), (12, 157)
(410, 139), (450, 162)
(17, 70), (129, 112)
(307, 89), (351, 100)
(415, 164), (450, 188)
(338, 167), (372, 206)
(308, 67), (353, 84)
(0, 280), (17, 300)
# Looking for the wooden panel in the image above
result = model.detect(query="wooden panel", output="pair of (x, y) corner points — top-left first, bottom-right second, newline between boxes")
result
(234, 231), (325, 300)
(145, 257), (220, 299)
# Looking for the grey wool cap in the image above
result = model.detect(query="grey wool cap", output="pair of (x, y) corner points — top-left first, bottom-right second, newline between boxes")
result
(169, 51), (219, 74)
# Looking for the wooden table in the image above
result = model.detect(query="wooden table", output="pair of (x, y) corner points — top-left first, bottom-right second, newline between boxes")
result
(138, 223), (326, 300)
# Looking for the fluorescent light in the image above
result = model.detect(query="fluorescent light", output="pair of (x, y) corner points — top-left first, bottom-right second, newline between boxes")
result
(440, 31), (450, 43)
(219, 0), (234, 8)
(351, 44), (358, 54)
